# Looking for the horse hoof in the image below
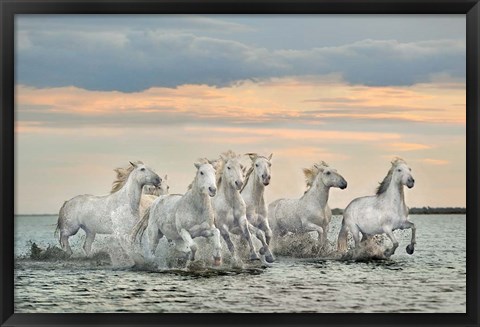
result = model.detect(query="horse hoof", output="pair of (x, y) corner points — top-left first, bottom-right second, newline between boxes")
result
(250, 253), (261, 261)
(406, 244), (415, 255)
(265, 254), (275, 263)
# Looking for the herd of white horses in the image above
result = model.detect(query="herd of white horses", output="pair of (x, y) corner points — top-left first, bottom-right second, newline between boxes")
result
(55, 151), (416, 267)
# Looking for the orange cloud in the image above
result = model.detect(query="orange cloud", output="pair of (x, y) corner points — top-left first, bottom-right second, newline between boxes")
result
(388, 142), (432, 151)
(16, 76), (465, 128)
(420, 158), (450, 165)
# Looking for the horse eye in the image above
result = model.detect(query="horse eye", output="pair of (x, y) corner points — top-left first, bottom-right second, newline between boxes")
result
(255, 164), (259, 167)
(140, 168), (145, 171)
(200, 171), (204, 175)
(397, 169), (401, 172)
(227, 166), (231, 170)
(326, 171), (331, 175)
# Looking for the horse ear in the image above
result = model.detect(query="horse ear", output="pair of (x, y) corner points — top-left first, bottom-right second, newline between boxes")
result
(194, 162), (201, 169)
(164, 174), (168, 181)
(268, 153), (273, 161)
(130, 161), (137, 168)
(210, 159), (220, 170)
(246, 153), (257, 161)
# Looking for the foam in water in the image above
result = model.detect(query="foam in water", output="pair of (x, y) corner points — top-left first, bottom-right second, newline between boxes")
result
(272, 232), (390, 261)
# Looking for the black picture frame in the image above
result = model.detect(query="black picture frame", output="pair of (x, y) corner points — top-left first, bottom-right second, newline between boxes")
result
(1, 1), (478, 326)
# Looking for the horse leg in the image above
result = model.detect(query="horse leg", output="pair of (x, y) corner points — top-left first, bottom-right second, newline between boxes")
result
(401, 221), (416, 255)
(178, 229), (197, 261)
(239, 217), (260, 261)
(193, 227), (222, 266)
(303, 222), (325, 247)
(146, 225), (162, 256)
(348, 224), (361, 248)
(257, 214), (273, 246)
(383, 229), (399, 257)
(60, 233), (73, 257)
(83, 230), (96, 256)
(59, 223), (80, 257)
(219, 224), (236, 257)
(249, 223), (275, 263)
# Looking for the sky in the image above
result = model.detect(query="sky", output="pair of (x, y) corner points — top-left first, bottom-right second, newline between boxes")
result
(14, 15), (466, 214)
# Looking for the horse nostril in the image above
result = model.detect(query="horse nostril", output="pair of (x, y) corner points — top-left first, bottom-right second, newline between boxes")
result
(209, 187), (216, 193)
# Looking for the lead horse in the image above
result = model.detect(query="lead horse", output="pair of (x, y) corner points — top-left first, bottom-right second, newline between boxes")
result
(131, 159), (222, 266)
(56, 161), (161, 256)
(337, 157), (416, 257)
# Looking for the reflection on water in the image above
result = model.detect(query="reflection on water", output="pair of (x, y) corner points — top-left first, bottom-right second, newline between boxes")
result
(14, 215), (466, 313)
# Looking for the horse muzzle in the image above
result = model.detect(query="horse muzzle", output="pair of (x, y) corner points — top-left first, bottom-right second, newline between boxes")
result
(208, 187), (217, 197)
(340, 181), (348, 189)
(407, 178), (415, 188)
(235, 180), (243, 191)
(154, 177), (162, 187)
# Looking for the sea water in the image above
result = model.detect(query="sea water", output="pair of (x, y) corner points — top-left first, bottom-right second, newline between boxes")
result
(14, 214), (466, 313)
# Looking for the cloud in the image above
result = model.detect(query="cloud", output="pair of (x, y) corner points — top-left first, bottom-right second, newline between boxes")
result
(387, 142), (431, 152)
(420, 158), (450, 165)
(15, 75), (465, 133)
(17, 16), (465, 92)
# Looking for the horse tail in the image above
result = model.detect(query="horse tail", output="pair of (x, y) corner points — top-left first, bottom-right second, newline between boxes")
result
(131, 205), (151, 244)
(54, 201), (68, 240)
(337, 218), (349, 253)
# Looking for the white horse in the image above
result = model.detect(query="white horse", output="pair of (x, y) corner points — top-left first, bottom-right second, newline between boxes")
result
(269, 161), (347, 248)
(132, 159), (222, 266)
(240, 153), (275, 263)
(212, 150), (261, 262)
(55, 161), (161, 256)
(337, 157), (416, 257)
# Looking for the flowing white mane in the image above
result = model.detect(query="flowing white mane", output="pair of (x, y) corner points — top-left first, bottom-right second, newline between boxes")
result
(302, 161), (329, 191)
(215, 150), (241, 187)
(376, 157), (407, 195)
(110, 160), (144, 193)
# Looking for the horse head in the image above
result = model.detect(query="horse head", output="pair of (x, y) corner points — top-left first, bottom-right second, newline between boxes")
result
(247, 153), (272, 186)
(129, 161), (161, 188)
(310, 162), (347, 190)
(220, 152), (244, 191)
(194, 160), (217, 197)
(392, 158), (415, 189)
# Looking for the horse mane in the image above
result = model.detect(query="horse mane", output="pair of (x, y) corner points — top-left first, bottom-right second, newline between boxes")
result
(240, 166), (254, 193)
(240, 153), (270, 193)
(215, 150), (239, 188)
(111, 160), (144, 193)
(302, 161), (329, 191)
(376, 157), (406, 195)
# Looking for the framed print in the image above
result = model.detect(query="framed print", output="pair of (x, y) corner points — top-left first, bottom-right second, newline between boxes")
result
(1, 0), (479, 326)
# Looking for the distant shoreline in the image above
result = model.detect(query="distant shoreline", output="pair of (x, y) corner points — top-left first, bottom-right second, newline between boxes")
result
(16, 207), (467, 216)
(331, 207), (466, 215)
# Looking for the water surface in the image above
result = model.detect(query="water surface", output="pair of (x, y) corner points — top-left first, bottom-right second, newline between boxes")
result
(14, 214), (466, 313)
